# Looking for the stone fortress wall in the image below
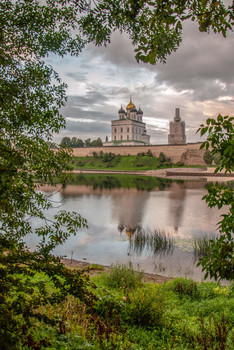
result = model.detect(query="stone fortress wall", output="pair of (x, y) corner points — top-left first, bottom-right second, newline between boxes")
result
(72, 142), (206, 166)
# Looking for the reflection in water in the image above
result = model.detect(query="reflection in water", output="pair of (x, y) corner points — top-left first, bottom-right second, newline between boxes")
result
(192, 233), (218, 262)
(168, 182), (186, 233)
(113, 190), (150, 229)
(35, 174), (229, 281)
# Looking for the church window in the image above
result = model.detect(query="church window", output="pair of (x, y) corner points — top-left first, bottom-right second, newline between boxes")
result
(121, 128), (123, 132)
(121, 136), (123, 140)
(127, 127), (129, 132)
(114, 128), (117, 133)
(127, 135), (129, 140)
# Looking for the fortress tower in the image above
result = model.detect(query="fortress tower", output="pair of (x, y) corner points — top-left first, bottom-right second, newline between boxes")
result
(168, 108), (186, 145)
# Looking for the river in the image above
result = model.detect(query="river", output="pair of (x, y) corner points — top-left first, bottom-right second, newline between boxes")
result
(28, 174), (230, 281)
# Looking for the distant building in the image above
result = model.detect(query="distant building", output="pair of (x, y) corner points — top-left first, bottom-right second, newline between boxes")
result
(105, 98), (150, 146)
(168, 108), (186, 144)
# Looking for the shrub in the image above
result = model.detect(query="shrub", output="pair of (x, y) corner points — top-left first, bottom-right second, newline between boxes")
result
(147, 149), (153, 157)
(176, 161), (184, 166)
(171, 278), (200, 300)
(203, 150), (213, 165)
(182, 314), (233, 350)
(101, 264), (144, 291)
(158, 152), (172, 167)
(122, 286), (165, 328)
(159, 152), (167, 163)
(94, 293), (123, 320)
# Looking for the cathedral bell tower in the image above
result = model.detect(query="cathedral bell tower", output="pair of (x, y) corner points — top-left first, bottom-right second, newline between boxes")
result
(168, 108), (186, 144)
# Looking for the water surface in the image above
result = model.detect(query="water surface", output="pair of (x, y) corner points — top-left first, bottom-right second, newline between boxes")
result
(28, 174), (229, 281)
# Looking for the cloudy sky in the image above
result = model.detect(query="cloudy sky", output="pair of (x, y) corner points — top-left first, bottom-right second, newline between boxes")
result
(47, 15), (234, 145)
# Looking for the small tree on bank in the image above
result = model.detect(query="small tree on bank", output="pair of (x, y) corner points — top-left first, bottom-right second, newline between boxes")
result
(197, 115), (234, 281)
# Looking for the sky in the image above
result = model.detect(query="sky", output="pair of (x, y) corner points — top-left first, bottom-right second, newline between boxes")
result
(47, 16), (234, 145)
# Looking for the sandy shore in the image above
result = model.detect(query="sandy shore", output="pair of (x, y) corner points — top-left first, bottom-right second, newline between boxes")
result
(62, 258), (171, 284)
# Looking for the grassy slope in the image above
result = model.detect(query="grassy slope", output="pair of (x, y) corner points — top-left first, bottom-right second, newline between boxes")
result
(70, 155), (161, 171)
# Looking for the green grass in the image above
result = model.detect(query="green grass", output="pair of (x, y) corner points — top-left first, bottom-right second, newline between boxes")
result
(70, 154), (160, 171)
(7, 266), (234, 350)
(70, 154), (209, 172)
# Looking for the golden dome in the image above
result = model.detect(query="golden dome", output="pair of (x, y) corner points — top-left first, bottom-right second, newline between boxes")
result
(126, 98), (136, 110)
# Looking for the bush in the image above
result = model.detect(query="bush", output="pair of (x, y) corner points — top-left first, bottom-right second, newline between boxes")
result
(101, 264), (144, 291)
(171, 278), (200, 300)
(158, 152), (172, 167)
(203, 150), (213, 165)
(147, 149), (153, 157)
(176, 161), (184, 166)
(94, 293), (123, 320)
(122, 286), (165, 328)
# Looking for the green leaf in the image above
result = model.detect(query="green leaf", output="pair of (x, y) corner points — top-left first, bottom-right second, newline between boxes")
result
(201, 126), (208, 136)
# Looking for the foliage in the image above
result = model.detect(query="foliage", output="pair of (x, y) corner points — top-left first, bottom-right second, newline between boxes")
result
(192, 234), (217, 260)
(70, 154), (160, 170)
(159, 152), (172, 167)
(197, 115), (234, 281)
(1, 0), (234, 346)
(91, 137), (103, 147)
(172, 278), (200, 300)
(93, 274), (234, 349)
(0, 0), (91, 347)
(122, 285), (165, 328)
(100, 263), (144, 291)
(203, 149), (213, 165)
(60, 136), (103, 147)
(79, 0), (234, 64)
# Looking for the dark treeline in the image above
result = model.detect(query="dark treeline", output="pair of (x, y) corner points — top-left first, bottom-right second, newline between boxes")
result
(60, 136), (103, 148)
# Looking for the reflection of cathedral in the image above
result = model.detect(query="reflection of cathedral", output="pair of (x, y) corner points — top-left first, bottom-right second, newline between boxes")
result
(108, 98), (150, 145)
(111, 188), (150, 234)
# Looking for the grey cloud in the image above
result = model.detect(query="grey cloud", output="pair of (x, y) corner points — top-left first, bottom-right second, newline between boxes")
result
(65, 119), (110, 135)
(66, 72), (88, 82)
(154, 21), (234, 101)
(85, 20), (234, 103)
(86, 31), (136, 67)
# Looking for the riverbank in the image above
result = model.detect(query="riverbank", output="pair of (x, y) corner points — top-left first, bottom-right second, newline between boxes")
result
(72, 166), (234, 181)
(62, 258), (171, 284)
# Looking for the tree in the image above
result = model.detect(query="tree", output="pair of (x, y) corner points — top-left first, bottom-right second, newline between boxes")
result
(91, 137), (103, 146)
(0, 1), (91, 347)
(71, 136), (85, 147)
(76, 138), (85, 147)
(197, 115), (234, 281)
(60, 136), (72, 147)
(84, 138), (92, 147)
(1, 0), (234, 346)
(79, 0), (234, 64)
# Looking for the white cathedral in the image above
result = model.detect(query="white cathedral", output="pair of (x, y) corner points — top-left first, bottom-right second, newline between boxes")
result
(105, 98), (150, 146)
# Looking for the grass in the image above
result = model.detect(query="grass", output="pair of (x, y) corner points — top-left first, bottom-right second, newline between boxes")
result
(192, 234), (217, 260)
(6, 265), (234, 350)
(128, 227), (174, 256)
(70, 154), (160, 171)
(70, 153), (209, 172)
